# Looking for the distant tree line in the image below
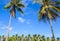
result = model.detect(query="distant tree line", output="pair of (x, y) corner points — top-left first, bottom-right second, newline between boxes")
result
(0, 34), (60, 41)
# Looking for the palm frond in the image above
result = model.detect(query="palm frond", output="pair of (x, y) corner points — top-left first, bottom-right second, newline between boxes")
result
(52, 6), (60, 12)
(45, 0), (49, 2)
(16, 7), (24, 15)
(41, 13), (49, 22)
(46, 9), (53, 19)
(49, 9), (59, 21)
(11, 0), (20, 4)
(38, 12), (42, 21)
(55, 1), (60, 4)
(50, 10), (59, 17)
(17, 3), (25, 7)
(4, 3), (12, 9)
(38, 6), (43, 21)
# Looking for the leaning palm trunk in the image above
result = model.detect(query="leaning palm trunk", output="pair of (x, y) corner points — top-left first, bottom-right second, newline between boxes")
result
(6, 15), (12, 41)
(49, 20), (55, 41)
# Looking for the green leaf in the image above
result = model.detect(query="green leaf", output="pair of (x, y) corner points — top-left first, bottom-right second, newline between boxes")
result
(17, 3), (25, 7)
(17, 7), (24, 15)
(4, 3), (12, 9)
(52, 6), (60, 12)
(38, 13), (42, 21)
(49, 10), (59, 18)
(55, 1), (60, 4)
(47, 9), (53, 19)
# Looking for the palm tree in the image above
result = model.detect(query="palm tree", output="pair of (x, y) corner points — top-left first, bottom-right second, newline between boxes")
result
(32, 34), (38, 41)
(4, 0), (25, 41)
(25, 36), (28, 41)
(15, 34), (18, 41)
(37, 34), (41, 41)
(41, 35), (46, 41)
(27, 34), (31, 41)
(34, 0), (60, 41)
(0, 36), (1, 41)
(47, 37), (50, 41)
(18, 35), (21, 41)
(57, 38), (60, 41)
(1, 35), (5, 41)
(21, 34), (24, 41)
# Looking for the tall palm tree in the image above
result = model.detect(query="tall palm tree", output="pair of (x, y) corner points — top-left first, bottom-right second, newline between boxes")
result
(34, 0), (60, 41)
(4, 0), (25, 41)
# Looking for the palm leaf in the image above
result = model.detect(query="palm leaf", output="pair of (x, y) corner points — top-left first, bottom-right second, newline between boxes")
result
(55, 1), (60, 4)
(46, 9), (53, 19)
(41, 14), (46, 22)
(38, 12), (42, 21)
(45, 0), (49, 2)
(4, 3), (12, 9)
(17, 3), (25, 7)
(52, 6), (60, 12)
(38, 6), (43, 21)
(49, 9), (59, 21)
(11, 0), (20, 4)
(50, 10), (59, 18)
(16, 7), (24, 15)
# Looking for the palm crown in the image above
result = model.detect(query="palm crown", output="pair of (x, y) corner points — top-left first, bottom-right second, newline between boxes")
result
(4, 0), (25, 17)
(37, 0), (60, 22)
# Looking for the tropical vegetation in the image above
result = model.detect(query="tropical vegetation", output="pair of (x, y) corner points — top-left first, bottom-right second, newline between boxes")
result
(0, 0), (60, 41)
(34, 0), (60, 41)
(0, 34), (60, 41)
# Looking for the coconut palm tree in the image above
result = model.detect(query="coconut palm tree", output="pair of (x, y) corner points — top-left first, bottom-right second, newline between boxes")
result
(34, 0), (60, 41)
(37, 34), (41, 41)
(1, 35), (5, 41)
(27, 34), (32, 41)
(21, 34), (25, 41)
(57, 38), (60, 41)
(41, 35), (46, 41)
(0, 36), (1, 41)
(15, 34), (18, 41)
(47, 37), (50, 41)
(4, 0), (25, 41)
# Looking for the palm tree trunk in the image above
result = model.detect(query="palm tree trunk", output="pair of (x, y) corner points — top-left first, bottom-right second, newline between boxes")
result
(6, 15), (12, 41)
(49, 20), (55, 41)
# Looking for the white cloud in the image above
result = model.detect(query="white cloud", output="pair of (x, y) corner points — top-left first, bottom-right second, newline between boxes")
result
(18, 17), (31, 24)
(18, 17), (25, 23)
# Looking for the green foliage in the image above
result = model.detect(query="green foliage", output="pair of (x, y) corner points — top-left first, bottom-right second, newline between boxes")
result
(0, 34), (60, 41)
(4, 0), (25, 17)
(4, 3), (12, 9)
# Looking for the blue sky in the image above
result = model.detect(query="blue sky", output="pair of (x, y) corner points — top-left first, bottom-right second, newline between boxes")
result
(0, 0), (60, 38)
